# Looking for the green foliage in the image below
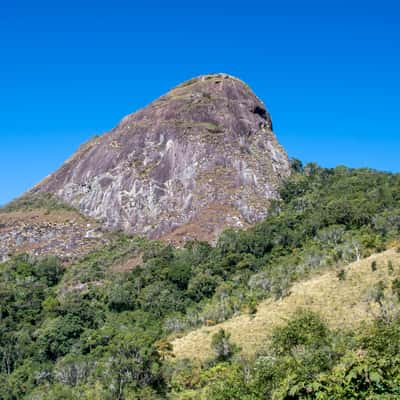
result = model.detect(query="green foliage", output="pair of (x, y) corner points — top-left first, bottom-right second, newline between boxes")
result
(2, 163), (400, 398)
(0, 192), (76, 213)
(211, 329), (239, 362)
(337, 268), (346, 280)
(37, 315), (85, 360)
(271, 310), (330, 356)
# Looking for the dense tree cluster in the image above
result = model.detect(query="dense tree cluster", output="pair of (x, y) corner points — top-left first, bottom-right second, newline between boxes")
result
(1, 162), (400, 399)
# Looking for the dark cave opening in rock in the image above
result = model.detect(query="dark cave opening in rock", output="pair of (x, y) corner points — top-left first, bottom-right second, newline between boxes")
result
(252, 106), (268, 120)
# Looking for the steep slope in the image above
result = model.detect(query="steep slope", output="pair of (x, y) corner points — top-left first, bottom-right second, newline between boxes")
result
(0, 195), (108, 262)
(32, 74), (289, 241)
(172, 249), (400, 360)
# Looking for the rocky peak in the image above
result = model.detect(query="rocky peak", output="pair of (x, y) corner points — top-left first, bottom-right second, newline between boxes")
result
(32, 73), (290, 242)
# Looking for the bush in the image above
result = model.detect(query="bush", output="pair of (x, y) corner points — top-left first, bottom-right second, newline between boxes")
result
(211, 329), (239, 362)
(271, 310), (330, 356)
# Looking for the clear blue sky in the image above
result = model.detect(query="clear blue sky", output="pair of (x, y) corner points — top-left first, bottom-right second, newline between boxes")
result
(1, 0), (399, 205)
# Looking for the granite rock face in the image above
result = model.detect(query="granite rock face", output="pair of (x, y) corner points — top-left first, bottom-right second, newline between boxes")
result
(33, 74), (290, 242)
(0, 209), (108, 262)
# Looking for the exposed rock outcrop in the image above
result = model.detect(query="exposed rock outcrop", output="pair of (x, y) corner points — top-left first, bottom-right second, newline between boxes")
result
(0, 209), (107, 261)
(32, 74), (290, 242)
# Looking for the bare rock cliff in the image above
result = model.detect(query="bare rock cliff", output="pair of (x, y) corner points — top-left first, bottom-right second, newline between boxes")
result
(32, 74), (290, 242)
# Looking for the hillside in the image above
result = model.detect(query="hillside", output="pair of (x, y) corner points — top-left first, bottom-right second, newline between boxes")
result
(0, 194), (109, 262)
(31, 73), (289, 242)
(172, 248), (400, 361)
(1, 164), (400, 399)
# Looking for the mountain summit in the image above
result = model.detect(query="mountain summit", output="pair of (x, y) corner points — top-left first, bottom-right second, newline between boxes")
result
(32, 74), (290, 242)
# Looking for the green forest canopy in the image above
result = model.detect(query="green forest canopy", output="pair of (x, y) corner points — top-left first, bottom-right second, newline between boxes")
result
(1, 161), (400, 399)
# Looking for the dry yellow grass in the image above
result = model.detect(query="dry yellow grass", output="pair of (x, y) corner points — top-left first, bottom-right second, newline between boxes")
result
(172, 249), (400, 361)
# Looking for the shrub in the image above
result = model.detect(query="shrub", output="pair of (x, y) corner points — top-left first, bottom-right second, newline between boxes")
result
(211, 329), (239, 362)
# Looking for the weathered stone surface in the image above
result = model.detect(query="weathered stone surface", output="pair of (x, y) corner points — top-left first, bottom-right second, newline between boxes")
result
(32, 74), (290, 242)
(0, 210), (108, 261)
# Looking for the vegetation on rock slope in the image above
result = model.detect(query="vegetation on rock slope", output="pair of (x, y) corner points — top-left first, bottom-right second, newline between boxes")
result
(172, 248), (400, 360)
(1, 161), (400, 399)
(0, 193), (110, 262)
(0, 193), (76, 214)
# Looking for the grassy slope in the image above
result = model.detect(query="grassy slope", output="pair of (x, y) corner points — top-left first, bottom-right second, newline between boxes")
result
(172, 248), (399, 361)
